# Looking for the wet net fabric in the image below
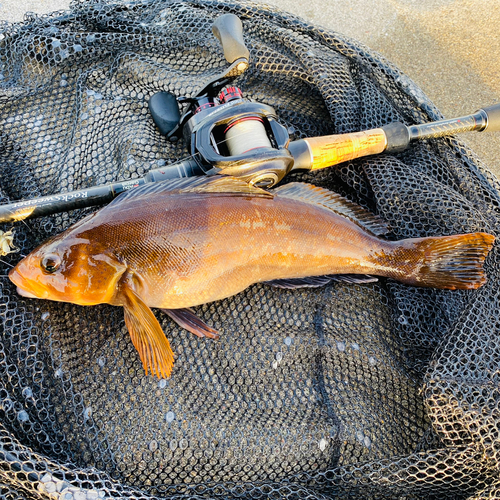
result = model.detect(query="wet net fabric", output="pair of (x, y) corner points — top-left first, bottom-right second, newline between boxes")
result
(1, 0), (500, 498)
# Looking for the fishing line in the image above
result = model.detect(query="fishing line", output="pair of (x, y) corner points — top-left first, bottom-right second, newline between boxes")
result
(17, 217), (31, 230)
(224, 117), (272, 155)
(164, 124), (274, 166)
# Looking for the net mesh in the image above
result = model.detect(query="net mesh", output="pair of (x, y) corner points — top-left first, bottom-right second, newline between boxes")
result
(1, 1), (500, 498)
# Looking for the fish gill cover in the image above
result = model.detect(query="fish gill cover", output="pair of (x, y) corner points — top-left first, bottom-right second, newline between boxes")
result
(0, 0), (499, 498)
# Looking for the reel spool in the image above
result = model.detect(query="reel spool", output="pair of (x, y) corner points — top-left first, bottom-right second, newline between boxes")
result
(218, 87), (273, 157)
(224, 117), (273, 155)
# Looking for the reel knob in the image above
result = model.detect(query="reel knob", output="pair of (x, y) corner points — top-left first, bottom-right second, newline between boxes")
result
(212, 14), (250, 68)
(148, 91), (181, 137)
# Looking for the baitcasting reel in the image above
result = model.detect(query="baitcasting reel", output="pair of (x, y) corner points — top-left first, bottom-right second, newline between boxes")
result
(147, 14), (293, 188)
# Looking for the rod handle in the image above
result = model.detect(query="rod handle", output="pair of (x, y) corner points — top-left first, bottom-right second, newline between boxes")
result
(291, 129), (387, 171)
(479, 103), (500, 132)
(212, 14), (250, 65)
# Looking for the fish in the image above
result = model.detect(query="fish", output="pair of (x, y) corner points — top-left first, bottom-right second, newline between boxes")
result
(9, 176), (495, 378)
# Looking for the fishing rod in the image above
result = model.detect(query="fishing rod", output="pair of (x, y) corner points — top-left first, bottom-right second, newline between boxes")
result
(0, 14), (499, 225)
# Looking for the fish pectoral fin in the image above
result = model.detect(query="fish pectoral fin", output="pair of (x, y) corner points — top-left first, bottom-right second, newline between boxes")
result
(122, 287), (175, 378)
(161, 308), (220, 340)
(265, 274), (378, 289)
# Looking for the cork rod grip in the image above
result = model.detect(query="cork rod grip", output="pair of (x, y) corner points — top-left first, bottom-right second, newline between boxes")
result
(302, 129), (387, 171)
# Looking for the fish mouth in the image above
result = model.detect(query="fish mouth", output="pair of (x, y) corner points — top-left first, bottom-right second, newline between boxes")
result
(9, 267), (48, 300)
(16, 286), (41, 299)
(8, 267), (23, 287)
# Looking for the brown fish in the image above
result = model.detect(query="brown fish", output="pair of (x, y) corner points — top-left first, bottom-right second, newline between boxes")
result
(9, 177), (495, 378)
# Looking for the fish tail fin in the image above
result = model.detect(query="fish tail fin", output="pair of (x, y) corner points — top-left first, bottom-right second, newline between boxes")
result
(399, 232), (495, 290)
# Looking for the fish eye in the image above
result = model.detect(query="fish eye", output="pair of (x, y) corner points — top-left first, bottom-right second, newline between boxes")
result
(41, 254), (61, 273)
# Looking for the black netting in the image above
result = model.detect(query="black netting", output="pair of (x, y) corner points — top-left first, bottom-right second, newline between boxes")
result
(1, 1), (500, 498)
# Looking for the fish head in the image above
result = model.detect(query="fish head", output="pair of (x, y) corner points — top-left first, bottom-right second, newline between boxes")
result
(9, 233), (127, 306)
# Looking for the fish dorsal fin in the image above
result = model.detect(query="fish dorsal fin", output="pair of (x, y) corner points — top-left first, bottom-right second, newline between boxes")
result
(121, 284), (175, 378)
(109, 175), (272, 208)
(273, 182), (389, 236)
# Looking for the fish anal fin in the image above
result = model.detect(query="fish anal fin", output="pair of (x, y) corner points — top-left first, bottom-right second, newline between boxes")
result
(162, 308), (220, 340)
(265, 274), (378, 289)
(122, 286), (175, 378)
(108, 176), (272, 208)
(273, 182), (389, 236)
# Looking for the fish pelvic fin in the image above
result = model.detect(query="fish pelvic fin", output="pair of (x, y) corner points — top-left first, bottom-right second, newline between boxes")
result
(122, 286), (175, 378)
(161, 308), (220, 339)
(273, 182), (389, 236)
(386, 232), (495, 290)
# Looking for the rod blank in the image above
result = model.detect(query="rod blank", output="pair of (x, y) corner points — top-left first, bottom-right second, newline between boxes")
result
(0, 159), (204, 223)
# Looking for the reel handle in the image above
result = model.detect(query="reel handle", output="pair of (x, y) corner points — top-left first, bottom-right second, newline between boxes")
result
(149, 14), (250, 138)
(212, 14), (250, 67)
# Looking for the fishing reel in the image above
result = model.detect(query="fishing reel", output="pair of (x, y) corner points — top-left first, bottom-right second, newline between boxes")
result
(147, 14), (293, 188)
